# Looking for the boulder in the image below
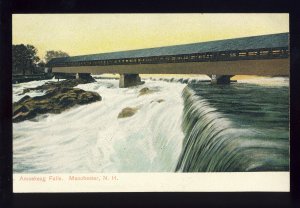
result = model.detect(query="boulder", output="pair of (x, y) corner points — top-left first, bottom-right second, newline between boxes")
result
(138, 87), (157, 96)
(117, 107), (138, 118)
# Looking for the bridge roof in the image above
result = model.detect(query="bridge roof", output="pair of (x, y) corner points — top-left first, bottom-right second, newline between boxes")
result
(48, 32), (289, 65)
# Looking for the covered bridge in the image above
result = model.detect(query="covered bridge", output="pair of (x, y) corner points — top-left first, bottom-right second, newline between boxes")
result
(47, 32), (289, 87)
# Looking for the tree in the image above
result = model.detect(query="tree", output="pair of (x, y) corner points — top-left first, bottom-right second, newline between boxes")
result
(12, 44), (40, 75)
(37, 60), (46, 67)
(44, 50), (69, 63)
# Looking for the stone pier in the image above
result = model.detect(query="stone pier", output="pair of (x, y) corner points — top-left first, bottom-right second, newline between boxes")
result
(119, 74), (143, 88)
(75, 73), (96, 82)
(76, 73), (93, 79)
(210, 75), (233, 84)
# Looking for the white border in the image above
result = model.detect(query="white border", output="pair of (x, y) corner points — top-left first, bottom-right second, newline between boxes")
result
(13, 172), (289, 192)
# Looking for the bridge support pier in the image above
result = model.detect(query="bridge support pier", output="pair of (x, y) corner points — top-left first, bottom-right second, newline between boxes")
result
(76, 73), (93, 79)
(210, 75), (233, 84)
(119, 74), (143, 88)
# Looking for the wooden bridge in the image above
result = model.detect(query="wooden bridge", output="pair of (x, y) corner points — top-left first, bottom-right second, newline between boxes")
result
(46, 33), (289, 87)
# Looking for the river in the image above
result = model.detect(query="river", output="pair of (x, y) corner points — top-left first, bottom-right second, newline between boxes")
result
(13, 75), (289, 173)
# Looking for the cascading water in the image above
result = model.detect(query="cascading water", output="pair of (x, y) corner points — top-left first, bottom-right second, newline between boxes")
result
(13, 76), (289, 173)
(13, 78), (185, 173)
(176, 82), (289, 172)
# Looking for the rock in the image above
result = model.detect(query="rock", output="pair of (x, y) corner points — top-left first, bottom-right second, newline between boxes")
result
(13, 104), (30, 115)
(139, 87), (150, 94)
(13, 111), (37, 123)
(21, 88), (31, 94)
(78, 91), (101, 104)
(58, 94), (76, 106)
(13, 87), (101, 123)
(151, 99), (165, 103)
(138, 87), (157, 96)
(157, 99), (165, 103)
(117, 107), (138, 118)
(182, 79), (189, 84)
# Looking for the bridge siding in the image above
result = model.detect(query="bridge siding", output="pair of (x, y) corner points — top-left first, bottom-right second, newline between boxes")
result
(52, 58), (289, 76)
(49, 48), (289, 68)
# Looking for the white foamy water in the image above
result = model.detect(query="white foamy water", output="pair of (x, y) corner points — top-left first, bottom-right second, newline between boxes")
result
(237, 77), (289, 87)
(143, 75), (289, 87)
(13, 75), (288, 173)
(12, 77), (65, 102)
(13, 78), (185, 173)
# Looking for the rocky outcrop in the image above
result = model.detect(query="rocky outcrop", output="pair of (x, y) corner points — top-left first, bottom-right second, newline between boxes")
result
(13, 87), (101, 123)
(117, 107), (139, 118)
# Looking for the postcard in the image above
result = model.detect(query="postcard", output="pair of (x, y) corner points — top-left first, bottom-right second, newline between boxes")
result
(12, 13), (289, 192)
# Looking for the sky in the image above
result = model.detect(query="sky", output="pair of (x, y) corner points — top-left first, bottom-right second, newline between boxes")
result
(12, 13), (289, 60)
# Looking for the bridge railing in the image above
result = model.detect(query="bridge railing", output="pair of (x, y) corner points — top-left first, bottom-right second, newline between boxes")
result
(48, 47), (289, 68)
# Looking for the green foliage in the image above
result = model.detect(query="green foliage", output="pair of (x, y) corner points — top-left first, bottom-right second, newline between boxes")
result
(12, 45), (70, 75)
(45, 50), (69, 63)
(38, 60), (46, 67)
(12, 44), (40, 75)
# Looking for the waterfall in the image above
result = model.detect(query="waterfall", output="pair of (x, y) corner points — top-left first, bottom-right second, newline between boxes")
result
(13, 77), (289, 173)
(176, 86), (289, 172)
